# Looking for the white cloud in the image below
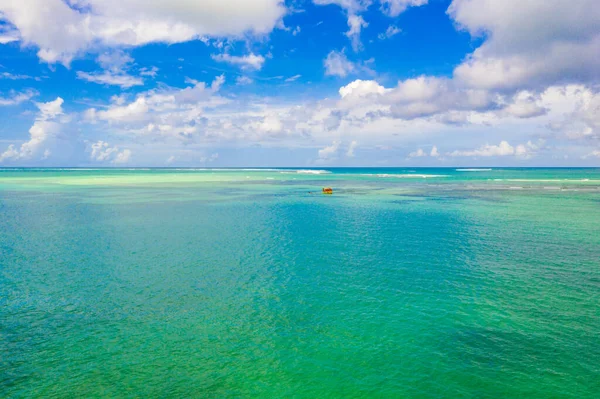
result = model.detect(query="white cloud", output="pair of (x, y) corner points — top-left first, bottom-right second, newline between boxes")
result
(90, 140), (117, 161)
(449, 0), (600, 90)
(346, 14), (367, 51)
(0, 72), (35, 80)
(0, 97), (66, 162)
(380, 0), (428, 17)
(408, 145), (439, 158)
(89, 140), (132, 163)
(346, 140), (357, 157)
(83, 75), (230, 140)
(114, 149), (132, 163)
(97, 51), (134, 72)
(378, 25), (401, 40)
(72, 79), (600, 165)
(200, 153), (219, 163)
(76, 51), (144, 88)
(313, 0), (370, 14)
(285, 74), (302, 82)
(0, 25), (19, 43)
(408, 148), (426, 157)
(377, 76), (496, 120)
(504, 91), (547, 118)
(77, 71), (143, 88)
(236, 76), (254, 85)
(314, 1), (427, 17)
(0, 0), (286, 65)
(324, 50), (356, 77)
(582, 150), (600, 159)
(449, 140), (538, 158)
(314, 0), (426, 49)
(211, 53), (266, 70)
(450, 141), (515, 157)
(139, 66), (159, 77)
(0, 89), (37, 106)
(318, 140), (341, 159)
(339, 79), (388, 98)
(36, 97), (64, 119)
(541, 85), (600, 140)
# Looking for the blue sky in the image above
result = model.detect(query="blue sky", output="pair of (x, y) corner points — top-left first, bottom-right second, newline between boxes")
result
(0, 0), (599, 166)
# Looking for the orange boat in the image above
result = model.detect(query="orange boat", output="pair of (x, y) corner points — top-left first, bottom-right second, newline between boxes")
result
(322, 187), (333, 195)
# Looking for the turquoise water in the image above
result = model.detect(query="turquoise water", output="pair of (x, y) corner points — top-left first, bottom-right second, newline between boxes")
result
(1, 168), (599, 398)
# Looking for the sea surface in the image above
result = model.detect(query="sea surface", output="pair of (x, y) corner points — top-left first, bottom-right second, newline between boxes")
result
(1, 168), (599, 398)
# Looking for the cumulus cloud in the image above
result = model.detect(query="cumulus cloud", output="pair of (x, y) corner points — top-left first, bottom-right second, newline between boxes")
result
(211, 53), (266, 70)
(449, 0), (600, 90)
(503, 91), (547, 118)
(450, 141), (514, 157)
(335, 77), (497, 120)
(90, 140), (131, 164)
(83, 75), (234, 142)
(315, 0), (600, 144)
(408, 145), (439, 158)
(333, 77), (585, 128)
(0, 97), (67, 162)
(408, 148), (426, 157)
(3, 1), (599, 165)
(0, 0), (286, 65)
(541, 85), (600, 141)
(339, 79), (389, 98)
(317, 140), (358, 160)
(318, 140), (341, 159)
(114, 149), (132, 163)
(449, 140), (538, 158)
(77, 73), (597, 163)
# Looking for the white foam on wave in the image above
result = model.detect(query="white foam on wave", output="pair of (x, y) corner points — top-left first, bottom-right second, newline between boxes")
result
(1, 168), (109, 171)
(494, 178), (600, 182)
(280, 170), (332, 175)
(171, 168), (285, 172)
(167, 168), (331, 174)
(456, 168), (492, 172)
(361, 173), (448, 178)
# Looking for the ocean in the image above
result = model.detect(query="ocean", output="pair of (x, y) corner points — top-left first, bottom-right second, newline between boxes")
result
(1, 168), (599, 398)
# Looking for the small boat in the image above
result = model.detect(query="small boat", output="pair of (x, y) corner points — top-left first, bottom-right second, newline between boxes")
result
(322, 187), (333, 195)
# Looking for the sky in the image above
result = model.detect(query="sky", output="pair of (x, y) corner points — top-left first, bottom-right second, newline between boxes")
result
(0, 0), (599, 167)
